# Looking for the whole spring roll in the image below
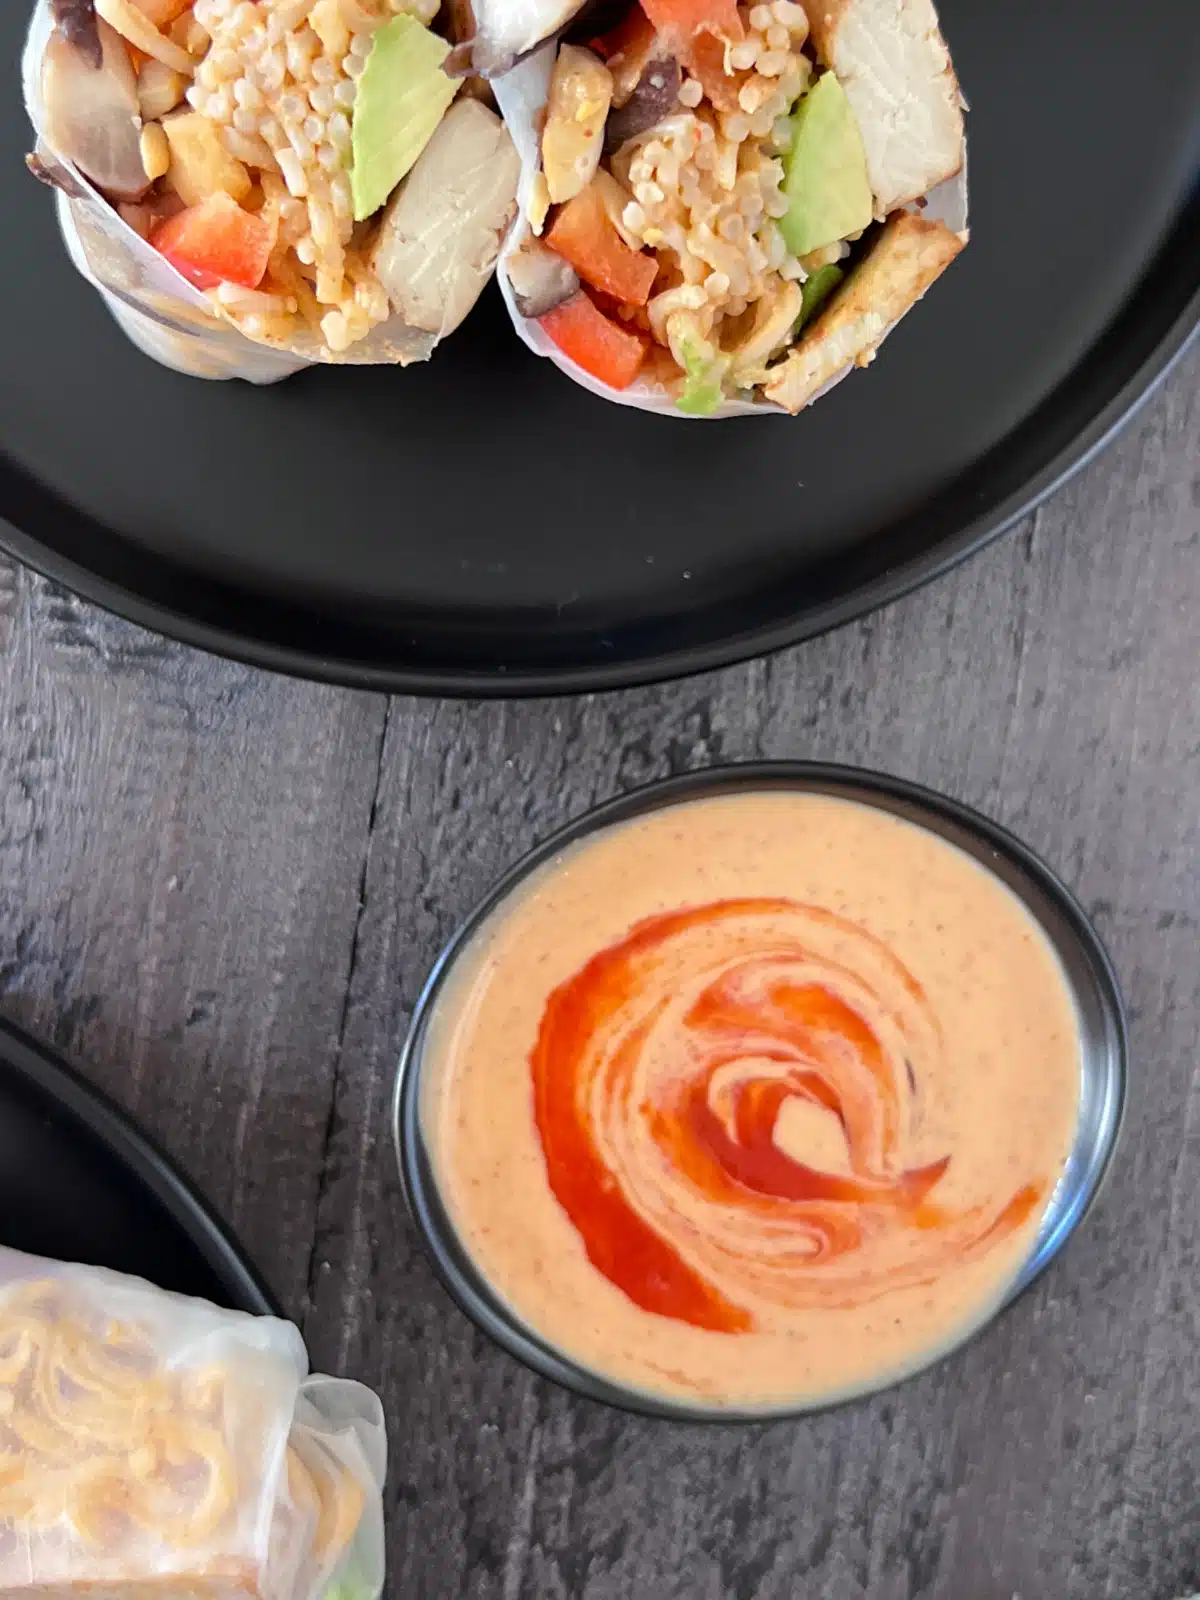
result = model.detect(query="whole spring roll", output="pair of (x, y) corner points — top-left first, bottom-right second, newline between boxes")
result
(0, 1246), (385, 1598)
(492, 0), (968, 416)
(23, 0), (520, 380)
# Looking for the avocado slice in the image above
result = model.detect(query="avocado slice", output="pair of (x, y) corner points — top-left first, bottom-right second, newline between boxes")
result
(350, 15), (460, 222)
(779, 73), (873, 261)
(796, 262), (844, 330)
(675, 331), (730, 415)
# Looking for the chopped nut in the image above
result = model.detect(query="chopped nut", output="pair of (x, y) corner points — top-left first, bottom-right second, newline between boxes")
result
(541, 45), (612, 205)
(528, 170), (551, 235)
(139, 121), (171, 182)
(162, 110), (251, 205)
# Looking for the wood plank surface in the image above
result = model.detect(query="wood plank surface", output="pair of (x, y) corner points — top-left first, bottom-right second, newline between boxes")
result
(1, 344), (1197, 1598)
(0, 587), (387, 1306)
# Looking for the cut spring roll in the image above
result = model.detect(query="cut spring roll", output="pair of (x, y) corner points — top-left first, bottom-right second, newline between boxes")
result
(28, 0), (520, 366)
(492, 0), (967, 414)
(0, 1246), (386, 1598)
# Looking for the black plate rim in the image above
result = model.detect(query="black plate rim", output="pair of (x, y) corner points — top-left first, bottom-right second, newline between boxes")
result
(0, 1017), (279, 1318)
(1, 207), (1197, 697)
(393, 760), (1128, 1423)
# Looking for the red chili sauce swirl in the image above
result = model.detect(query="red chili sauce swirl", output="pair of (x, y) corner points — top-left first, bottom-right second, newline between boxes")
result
(530, 898), (1043, 1333)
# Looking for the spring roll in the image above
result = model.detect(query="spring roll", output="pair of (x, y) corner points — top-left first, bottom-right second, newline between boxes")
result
(491, 0), (967, 415)
(24, 0), (520, 377)
(0, 1246), (385, 1599)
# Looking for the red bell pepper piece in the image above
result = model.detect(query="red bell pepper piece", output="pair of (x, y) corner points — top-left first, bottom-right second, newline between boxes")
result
(539, 292), (649, 390)
(151, 192), (274, 291)
(545, 182), (658, 307)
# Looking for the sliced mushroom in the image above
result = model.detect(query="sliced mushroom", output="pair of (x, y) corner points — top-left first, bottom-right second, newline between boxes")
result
(41, 16), (148, 201)
(370, 99), (521, 339)
(443, 0), (477, 46)
(602, 16), (658, 108)
(26, 148), (91, 200)
(469, 0), (590, 76)
(603, 56), (680, 153)
(440, 0), (496, 107)
(506, 238), (579, 318)
(443, 41), (475, 75)
(542, 45), (612, 204)
(51, 0), (102, 68)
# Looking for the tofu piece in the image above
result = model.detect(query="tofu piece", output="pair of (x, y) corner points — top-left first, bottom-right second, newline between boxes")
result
(763, 211), (964, 414)
(370, 99), (520, 339)
(806, 0), (965, 215)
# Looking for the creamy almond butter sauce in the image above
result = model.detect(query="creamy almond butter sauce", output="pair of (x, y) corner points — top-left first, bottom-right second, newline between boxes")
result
(421, 792), (1081, 1410)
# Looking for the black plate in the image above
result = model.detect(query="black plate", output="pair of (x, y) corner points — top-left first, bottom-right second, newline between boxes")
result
(0, 1018), (276, 1314)
(1, 3), (1197, 695)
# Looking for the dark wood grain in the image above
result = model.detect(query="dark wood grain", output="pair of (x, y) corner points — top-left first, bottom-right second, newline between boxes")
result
(1, 344), (1198, 1599)
(0, 582), (388, 1304)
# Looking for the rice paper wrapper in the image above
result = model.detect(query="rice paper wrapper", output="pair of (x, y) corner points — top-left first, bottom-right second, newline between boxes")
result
(0, 1244), (386, 1600)
(22, 0), (438, 382)
(493, 44), (968, 419)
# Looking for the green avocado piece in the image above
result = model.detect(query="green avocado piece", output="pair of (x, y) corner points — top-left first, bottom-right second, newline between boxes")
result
(321, 1556), (372, 1600)
(323, 1579), (369, 1600)
(796, 262), (844, 330)
(350, 14), (459, 222)
(779, 73), (873, 260)
(677, 365), (725, 416)
(676, 332), (730, 415)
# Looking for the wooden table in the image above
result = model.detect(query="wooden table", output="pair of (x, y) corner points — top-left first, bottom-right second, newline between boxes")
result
(0, 346), (1196, 1600)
